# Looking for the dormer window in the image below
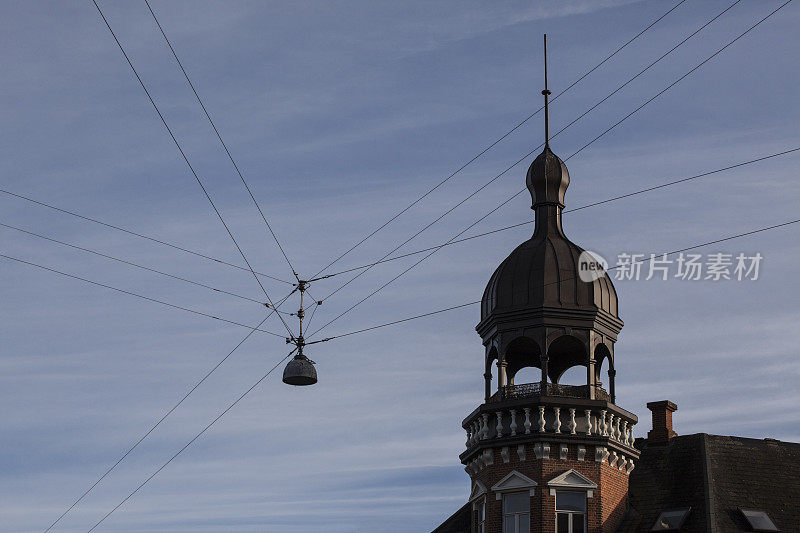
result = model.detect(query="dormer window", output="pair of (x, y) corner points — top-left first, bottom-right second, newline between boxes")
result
(651, 508), (690, 531)
(739, 509), (779, 532)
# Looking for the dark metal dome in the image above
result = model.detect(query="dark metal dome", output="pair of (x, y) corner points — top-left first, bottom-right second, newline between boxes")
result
(481, 235), (618, 320)
(480, 144), (618, 322)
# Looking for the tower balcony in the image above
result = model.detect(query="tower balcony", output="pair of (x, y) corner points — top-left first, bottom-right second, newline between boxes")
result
(460, 383), (638, 466)
(487, 382), (610, 403)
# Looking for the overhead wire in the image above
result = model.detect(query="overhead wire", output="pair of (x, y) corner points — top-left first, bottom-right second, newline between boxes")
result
(308, 0), (744, 307)
(92, 0), (296, 338)
(44, 1), (793, 527)
(80, 214), (800, 530)
(84, 347), (299, 532)
(305, 0), (792, 338)
(564, 0), (793, 162)
(41, 289), (295, 532)
(0, 252), (285, 338)
(307, 0), (689, 280)
(0, 187), (293, 285)
(313, 216), (800, 344)
(0, 221), (267, 305)
(143, 0), (301, 283)
(317, 146), (800, 279)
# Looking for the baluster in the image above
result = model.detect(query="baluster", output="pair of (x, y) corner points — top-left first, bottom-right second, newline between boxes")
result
(608, 414), (615, 440)
(615, 417), (622, 441)
(482, 414), (489, 439)
(495, 411), (503, 438)
(601, 410), (608, 436)
(538, 406), (546, 432)
(622, 421), (629, 446)
(524, 407), (532, 434)
(585, 409), (592, 435)
(569, 408), (577, 435)
(553, 407), (562, 433)
(510, 409), (517, 436)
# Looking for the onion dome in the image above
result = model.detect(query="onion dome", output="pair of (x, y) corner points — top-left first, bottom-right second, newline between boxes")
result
(480, 143), (618, 322)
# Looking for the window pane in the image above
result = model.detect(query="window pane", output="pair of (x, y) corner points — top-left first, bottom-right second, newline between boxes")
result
(557, 513), (570, 533)
(504, 492), (529, 513)
(741, 510), (778, 531)
(503, 517), (515, 533)
(556, 491), (587, 512)
(519, 513), (530, 533)
(573, 514), (585, 533)
(652, 509), (691, 531)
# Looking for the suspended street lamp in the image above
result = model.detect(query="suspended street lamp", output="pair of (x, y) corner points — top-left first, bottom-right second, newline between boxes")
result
(282, 280), (318, 386)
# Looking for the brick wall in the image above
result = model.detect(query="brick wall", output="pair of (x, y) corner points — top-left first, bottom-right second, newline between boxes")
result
(468, 443), (630, 533)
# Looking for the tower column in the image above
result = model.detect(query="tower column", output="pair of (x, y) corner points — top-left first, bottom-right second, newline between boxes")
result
(484, 371), (492, 402)
(587, 359), (596, 400)
(497, 359), (508, 397)
(608, 368), (617, 403)
(540, 355), (549, 396)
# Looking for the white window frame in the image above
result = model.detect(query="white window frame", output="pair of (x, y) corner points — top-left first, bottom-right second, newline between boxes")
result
(547, 470), (596, 533)
(502, 491), (530, 533)
(555, 490), (587, 533)
(477, 497), (486, 533)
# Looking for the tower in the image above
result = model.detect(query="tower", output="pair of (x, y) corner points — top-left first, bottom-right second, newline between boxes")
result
(460, 37), (639, 533)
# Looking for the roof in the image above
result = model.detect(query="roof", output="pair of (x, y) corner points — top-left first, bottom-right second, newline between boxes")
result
(480, 144), (619, 323)
(480, 234), (619, 320)
(619, 433), (800, 532)
(431, 502), (470, 533)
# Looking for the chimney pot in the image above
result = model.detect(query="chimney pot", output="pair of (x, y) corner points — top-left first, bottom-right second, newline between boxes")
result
(646, 400), (678, 444)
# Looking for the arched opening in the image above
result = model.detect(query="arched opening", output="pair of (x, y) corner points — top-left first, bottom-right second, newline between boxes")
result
(485, 347), (498, 401)
(594, 343), (614, 402)
(504, 336), (541, 386)
(557, 365), (586, 386)
(513, 366), (540, 385)
(547, 335), (586, 384)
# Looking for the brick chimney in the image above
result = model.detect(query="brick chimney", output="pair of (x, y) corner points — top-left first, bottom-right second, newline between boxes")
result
(646, 400), (678, 444)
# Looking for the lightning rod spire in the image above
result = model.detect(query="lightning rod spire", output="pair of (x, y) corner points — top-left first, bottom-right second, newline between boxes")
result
(542, 34), (551, 147)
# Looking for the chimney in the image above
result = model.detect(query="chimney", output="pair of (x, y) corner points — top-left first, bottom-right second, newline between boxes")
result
(647, 400), (678, 444)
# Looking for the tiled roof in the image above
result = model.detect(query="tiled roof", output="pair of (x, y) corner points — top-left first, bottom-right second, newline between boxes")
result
(620, 433), (800, 532)
(431, 502), (470, 533)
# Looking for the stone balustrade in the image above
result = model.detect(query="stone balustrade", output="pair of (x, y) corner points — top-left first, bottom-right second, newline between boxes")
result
(464, 404), (636, 450)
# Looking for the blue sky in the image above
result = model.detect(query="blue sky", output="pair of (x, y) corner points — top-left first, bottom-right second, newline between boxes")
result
(1, 1), (799, 531)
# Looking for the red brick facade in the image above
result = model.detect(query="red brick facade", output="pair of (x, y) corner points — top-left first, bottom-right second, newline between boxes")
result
(467, 443), (630, 533)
